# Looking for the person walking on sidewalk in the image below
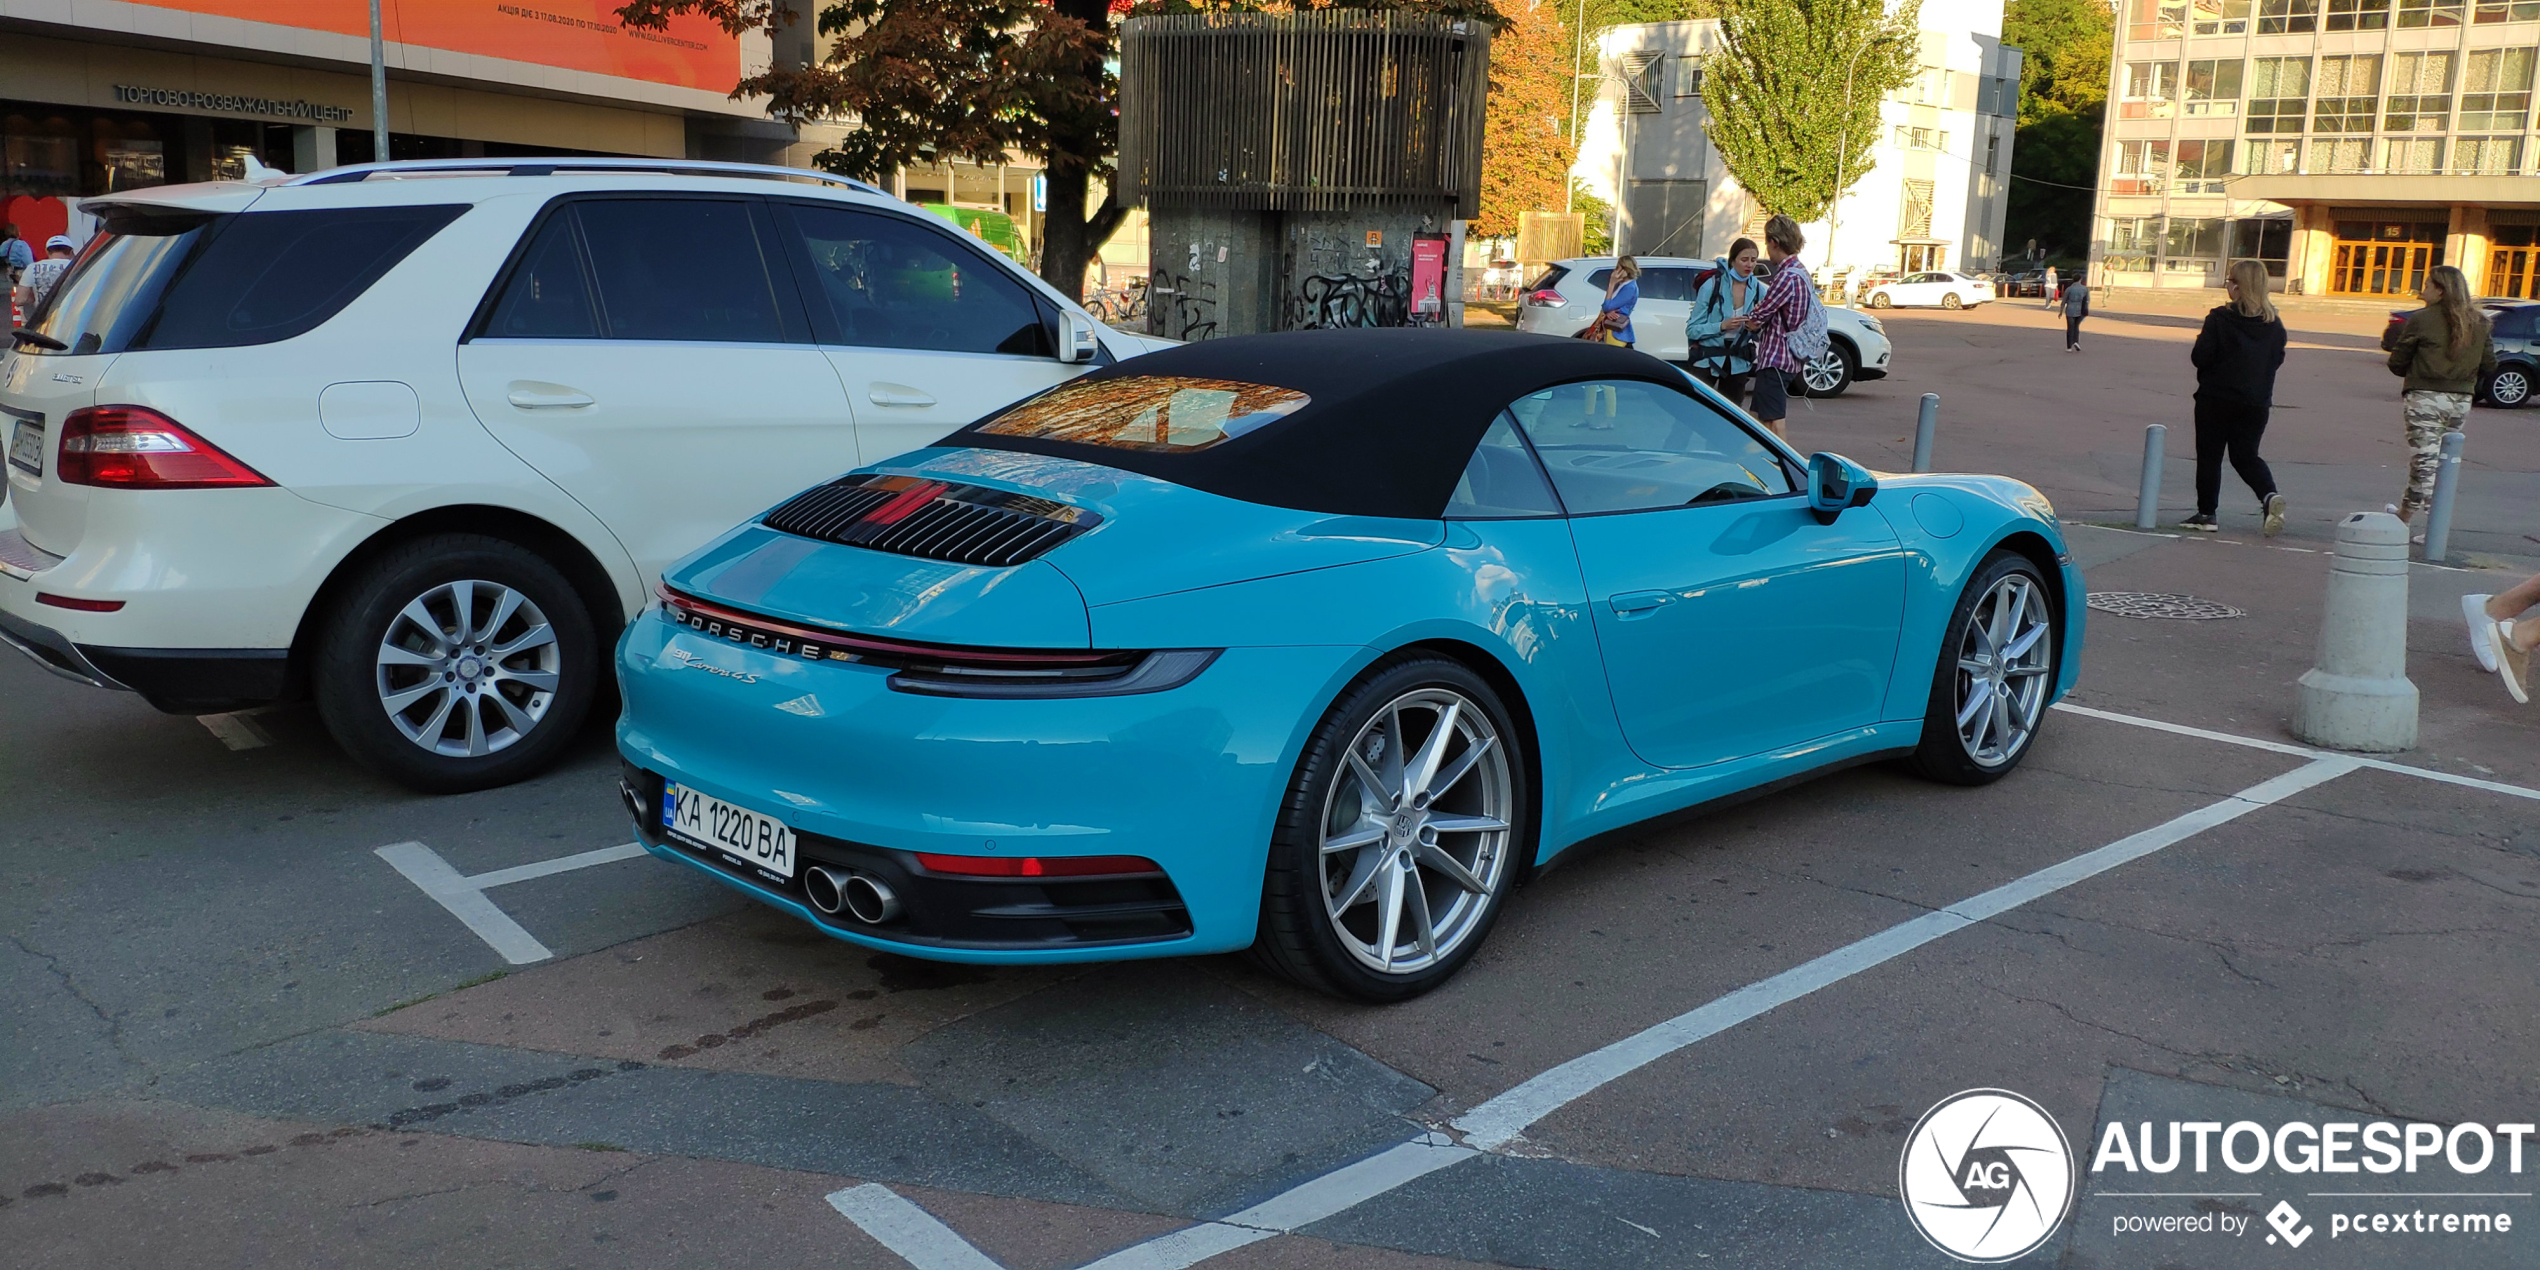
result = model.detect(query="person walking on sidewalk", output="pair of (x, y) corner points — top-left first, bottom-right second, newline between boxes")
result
(2043, 265), (2058, 309)
(2060, 276), (2090, 350)
(2463, 572), (2540, 703)
(1745, 215), (1819, 438)
(2386, 264), (2493, 529)
(1686, 237), (1762, 407)
(2181, 260), (2289, 535)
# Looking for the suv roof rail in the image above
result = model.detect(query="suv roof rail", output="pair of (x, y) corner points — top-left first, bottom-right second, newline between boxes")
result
(293, 156), (890, 196)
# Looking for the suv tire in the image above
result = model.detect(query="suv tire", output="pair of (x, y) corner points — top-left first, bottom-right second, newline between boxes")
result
(315, 533), (601, 794)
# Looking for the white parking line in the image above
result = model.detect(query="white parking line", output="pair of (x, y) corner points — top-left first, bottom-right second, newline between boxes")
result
(374, 840), (646, 965)
(827, 1185), (1007, 1270)
(2053, 702), (2540, 803)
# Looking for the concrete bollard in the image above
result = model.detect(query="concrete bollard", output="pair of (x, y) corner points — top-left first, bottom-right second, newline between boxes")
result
(2135, 424), (2166, 530)
(2420, 429), (2465, 562)
(1912, 394), (1939, 472)
(2292, 512), (2418, 752)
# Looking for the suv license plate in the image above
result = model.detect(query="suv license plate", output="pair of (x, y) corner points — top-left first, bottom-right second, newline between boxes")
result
(663, 783), (795, 879)
(7, 419), (41, 478)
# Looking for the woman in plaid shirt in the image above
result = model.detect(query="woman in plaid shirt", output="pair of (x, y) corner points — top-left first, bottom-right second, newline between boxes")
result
(1744, 215), (1813, 439)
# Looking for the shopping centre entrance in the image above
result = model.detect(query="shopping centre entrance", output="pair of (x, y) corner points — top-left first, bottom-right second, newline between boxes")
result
(2327, 219), (2445, 296)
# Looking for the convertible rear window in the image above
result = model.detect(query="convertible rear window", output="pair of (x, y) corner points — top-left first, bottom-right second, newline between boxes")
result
(978, 376), (1309, 452)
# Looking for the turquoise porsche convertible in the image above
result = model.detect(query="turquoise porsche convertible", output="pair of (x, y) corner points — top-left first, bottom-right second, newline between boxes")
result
(616, 330), (2083, 1001)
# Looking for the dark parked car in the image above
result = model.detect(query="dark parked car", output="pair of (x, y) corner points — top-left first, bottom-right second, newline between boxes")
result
(2380, 299), (2539, 407)
(2000, 270), (2049, 298)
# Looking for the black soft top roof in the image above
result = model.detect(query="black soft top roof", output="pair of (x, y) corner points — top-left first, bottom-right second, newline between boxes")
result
(949, 329), (1688, 519)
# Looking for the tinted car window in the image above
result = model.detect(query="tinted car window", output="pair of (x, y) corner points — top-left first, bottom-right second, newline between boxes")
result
(574, 199), (789, 343)
(1445, 413), (1564, 518)
(1508, 378), (1793, 514)
(482, 213), (599, 338)
(1639, 268), (1697, 301)
(143, 206), (463, 350)
(21, 226), (204, 356)
(2492, 306), (2536, 339)
(780, 203), (1049, 356)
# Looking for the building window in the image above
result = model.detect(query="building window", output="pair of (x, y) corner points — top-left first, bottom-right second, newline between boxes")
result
(2385, 137), (2446, 171)
(1894, 125), (1943, 150)
(2163, 217), (2226, 273)
(1900, 67), (1951, 106)
(2473, 0), (2540, 19)
(2395, 0), (2465, 23)
(1986, 133), (2001, 174)
(2453, 135), (2523, 173)
(1674, 55), (1702, 97)
(2326, 0), (2393, 26)
(1622, 53), (1664, 112)
(2194, 0), (2254, 33)
(2237, 138), (2303, 172)
(2233, 217), (2294, 277)
(2256, 0), (2319, 33)
(2176, 139), (2236, 191)
(2129, 0), (2189, 38)
(2311, 55), (2382, 132)
(2316, 137), (2374, 171)
(2184, 59), (2245, 115)
(2116, 138), (2174, 193)
(1900, 179), (1936, 238)
(2247, 57), (2311, 132)
(2385, 51), (2454, 130)
(2461, 48), (2534, 129)
(2107, 216), (2161, 272)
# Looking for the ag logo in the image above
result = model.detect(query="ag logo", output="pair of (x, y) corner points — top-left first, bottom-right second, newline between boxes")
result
(1899, 1088), (2076, 1263)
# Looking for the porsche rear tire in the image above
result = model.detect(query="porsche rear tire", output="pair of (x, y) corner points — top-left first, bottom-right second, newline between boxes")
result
(1905, 551), (2058, 786)
(1251, 656), (1529, 1002)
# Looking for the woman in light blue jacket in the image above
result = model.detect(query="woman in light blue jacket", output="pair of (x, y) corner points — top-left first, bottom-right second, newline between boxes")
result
(1685, 238), (1763, 404)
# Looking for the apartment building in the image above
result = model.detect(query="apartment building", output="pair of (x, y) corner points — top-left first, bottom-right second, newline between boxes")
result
(2092, 0), (2540, 296)
(1572, 2), (2022, 285)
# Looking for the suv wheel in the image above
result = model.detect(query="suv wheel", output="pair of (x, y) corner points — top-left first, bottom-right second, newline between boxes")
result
(2487, 365), (2533, 408)
(1799, 341), (1857, 397)
(315, 534), (600, 794)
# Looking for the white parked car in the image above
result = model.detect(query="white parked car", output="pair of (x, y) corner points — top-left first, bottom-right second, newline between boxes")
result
(1865, 270), (1995, 310)
(0, 157), (1171, 792)
(1512, 255), (1893, 397)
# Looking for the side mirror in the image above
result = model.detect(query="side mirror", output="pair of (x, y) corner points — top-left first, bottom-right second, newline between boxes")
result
(1058, 310), (1102, 364)
(1806, 452), (1878, 524)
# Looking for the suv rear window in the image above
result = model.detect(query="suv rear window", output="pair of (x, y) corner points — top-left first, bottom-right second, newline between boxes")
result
(20, 204), (462, 356)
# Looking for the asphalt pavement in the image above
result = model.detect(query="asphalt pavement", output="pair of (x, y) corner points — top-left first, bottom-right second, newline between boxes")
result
(5, 308), (2537, 1268)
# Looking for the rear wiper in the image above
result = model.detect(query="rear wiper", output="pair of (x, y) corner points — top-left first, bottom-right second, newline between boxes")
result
(9, 328), (67, 351)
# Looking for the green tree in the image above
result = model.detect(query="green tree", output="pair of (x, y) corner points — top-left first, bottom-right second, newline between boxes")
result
(621, 0), (1504, 302)
(2000, 0), (2111, 259)
(1478, 0), (1579, 237)
(1701, 0), (1922, 225)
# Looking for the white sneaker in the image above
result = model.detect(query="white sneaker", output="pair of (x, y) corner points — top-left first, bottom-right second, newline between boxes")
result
(2463, 593), (2500, 672)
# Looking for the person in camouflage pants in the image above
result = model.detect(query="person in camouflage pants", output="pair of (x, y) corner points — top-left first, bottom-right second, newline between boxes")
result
(2397, 388), (2471, 520)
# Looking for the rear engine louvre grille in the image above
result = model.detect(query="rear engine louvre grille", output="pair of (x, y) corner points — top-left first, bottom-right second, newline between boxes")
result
(764, 474), (1100, 567)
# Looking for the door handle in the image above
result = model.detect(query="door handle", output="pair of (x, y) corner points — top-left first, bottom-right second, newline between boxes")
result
(867, 385), (937, 407)
(1609, 590), (1675, 615)
(507, 387), (594, 409)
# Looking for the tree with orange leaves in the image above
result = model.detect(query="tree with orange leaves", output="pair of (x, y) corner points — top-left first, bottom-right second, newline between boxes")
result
(1473, 0), (1576, 239)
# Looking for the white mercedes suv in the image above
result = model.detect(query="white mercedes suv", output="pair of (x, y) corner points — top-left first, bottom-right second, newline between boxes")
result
(1, 157), (1166, 792)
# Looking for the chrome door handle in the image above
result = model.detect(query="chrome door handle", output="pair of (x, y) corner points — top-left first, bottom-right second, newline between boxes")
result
(867, 386), (937, 407)
(1609, 590), (1674, 615)
(507, 388), (594, 409)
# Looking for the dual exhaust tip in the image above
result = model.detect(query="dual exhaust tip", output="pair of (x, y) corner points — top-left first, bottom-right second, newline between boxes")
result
(804, 865), (903, 925)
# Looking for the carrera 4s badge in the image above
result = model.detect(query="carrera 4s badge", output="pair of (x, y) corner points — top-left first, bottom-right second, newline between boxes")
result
(663, 647), (761, 684)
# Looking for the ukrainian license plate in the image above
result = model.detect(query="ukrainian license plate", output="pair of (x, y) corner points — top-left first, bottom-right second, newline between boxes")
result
(663, 782), (795, 879)
(7, 419), (41, 478)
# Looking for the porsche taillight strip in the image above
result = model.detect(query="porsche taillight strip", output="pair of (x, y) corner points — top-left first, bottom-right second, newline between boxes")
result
(657, 585), (1134, 670)
(762, 474), (1101, 568)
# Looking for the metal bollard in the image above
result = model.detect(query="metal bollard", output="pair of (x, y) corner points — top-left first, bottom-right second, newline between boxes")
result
(2420, 429), (2465, 562)
(2292, 511), (2418, 752)
(2135, 424), (2166, 530)
(1912, 394), (1939, 472)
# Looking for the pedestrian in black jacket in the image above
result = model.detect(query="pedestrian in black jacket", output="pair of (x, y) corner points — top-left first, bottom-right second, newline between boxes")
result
(2183, 259), (2290, 534)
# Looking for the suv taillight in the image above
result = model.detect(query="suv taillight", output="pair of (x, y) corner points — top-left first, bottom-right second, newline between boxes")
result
(1525, 289), (1568, 307)
(57, 406), (273, 489)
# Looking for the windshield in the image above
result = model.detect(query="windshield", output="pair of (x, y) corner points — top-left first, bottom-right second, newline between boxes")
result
(22, 228), (203, 356)
(977, 376), (1309, 452)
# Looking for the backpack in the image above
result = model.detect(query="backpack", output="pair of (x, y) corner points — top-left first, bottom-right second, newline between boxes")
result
(1786, 268), (1830, 361)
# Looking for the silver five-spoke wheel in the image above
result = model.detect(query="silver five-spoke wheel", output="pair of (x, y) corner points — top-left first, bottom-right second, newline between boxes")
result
(1317, 688), (1513, 976)
(1952, 573), (2053, 766)
(375, 579), (561, 757)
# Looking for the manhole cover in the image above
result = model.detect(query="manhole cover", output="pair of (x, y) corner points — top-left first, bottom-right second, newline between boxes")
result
(2086, 592), (2245, 620)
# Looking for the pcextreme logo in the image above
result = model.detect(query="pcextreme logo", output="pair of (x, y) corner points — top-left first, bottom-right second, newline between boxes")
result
(1899, 1089), (2078, 1263)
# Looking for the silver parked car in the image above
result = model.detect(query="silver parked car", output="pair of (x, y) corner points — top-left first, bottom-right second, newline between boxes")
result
(1513, 255), (1893, 397)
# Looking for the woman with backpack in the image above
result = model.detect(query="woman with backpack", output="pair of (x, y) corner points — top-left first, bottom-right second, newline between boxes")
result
(2181, 259), (2289, 534)
(1743, 215), (1819, 438)
(1685, 238), (1763, 406)
(2386, 264), (2494, 530)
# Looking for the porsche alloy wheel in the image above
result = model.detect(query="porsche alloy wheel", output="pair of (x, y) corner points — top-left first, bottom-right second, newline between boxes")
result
(1907, 551), (2057, 785)
(1254, 657), (1527, 1000)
